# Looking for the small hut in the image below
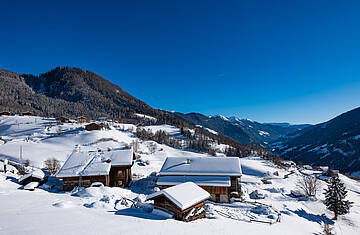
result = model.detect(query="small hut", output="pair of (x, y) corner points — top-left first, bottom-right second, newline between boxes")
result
(85, 122), (104, 131)
(146, 182), (210, 222)
(22, 111), (33, 116)
(18, 169), (45, 186)
(56, 116), (69, 123)
(77, 116), (87, 123)
(0, 111), (15, 116)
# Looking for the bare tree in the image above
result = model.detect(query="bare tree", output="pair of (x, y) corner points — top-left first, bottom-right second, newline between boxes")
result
(297, 175), (321, 197)
(44, 158), (61, 175)
(148, 143), (157, 154)
(131, 140), (139, 152)
(24, 159), (30, 167)
(322, 223), (335, 235)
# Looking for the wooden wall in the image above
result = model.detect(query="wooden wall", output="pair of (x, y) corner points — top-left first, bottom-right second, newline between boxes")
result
(60, 166), (132, 191)
(61, 175), (108, 191)
(109, 166), (132, 187)
(153, 195), (206, 222)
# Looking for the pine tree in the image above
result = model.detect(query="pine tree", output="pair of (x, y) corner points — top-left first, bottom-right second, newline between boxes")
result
(324, 176), (353, 220)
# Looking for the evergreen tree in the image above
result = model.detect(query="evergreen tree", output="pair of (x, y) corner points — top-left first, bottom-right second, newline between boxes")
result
(324, 176), (353, 220)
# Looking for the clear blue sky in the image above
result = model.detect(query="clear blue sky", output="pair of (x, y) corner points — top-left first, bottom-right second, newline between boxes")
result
(1, 0), (360, 124)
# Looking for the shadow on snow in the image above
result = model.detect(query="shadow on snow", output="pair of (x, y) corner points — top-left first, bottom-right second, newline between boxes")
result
(289, 209), (334, 225)
(108, 208), (169, 221)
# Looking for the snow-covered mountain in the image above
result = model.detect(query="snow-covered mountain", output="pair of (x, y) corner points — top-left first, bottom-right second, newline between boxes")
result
(170, 112), (310, 145)
(272, 107), (360, 176)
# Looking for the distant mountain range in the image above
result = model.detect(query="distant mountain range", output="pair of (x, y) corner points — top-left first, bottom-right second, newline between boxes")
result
(272, 107), (360, 175)
(168, 112), (310, 144)
(1, 66), (359, 175)
(0, 66), (309, 145)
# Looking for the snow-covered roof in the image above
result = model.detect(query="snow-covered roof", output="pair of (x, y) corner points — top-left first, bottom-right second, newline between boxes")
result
(56, 148), (133, 178)
(106, 148), (133, 166)
(18, 169), (45, 182)
(157, 175), (231, 187)
(146, 182), (210, 211)
(159, 157), (242, 176)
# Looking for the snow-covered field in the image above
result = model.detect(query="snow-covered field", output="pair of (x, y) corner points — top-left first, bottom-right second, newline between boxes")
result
(0, 116), (359, 235)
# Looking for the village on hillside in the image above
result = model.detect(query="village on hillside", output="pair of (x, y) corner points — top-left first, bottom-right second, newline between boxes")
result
(0, 113), (359, 235)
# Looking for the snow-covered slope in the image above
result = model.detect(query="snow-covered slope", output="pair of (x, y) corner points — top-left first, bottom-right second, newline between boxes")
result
(0, 115), (359, 235)
(169, 112), (310, 144)
(1, 156), (359, 235)
(273, 106), (360, 175)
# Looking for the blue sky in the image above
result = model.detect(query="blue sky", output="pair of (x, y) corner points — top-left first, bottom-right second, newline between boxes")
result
(1, 0), (360, 124)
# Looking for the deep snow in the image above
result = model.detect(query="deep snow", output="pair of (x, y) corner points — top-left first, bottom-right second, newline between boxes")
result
(0, 116), (359, 235)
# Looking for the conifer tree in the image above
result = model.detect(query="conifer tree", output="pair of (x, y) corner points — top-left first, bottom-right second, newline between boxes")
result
(324, 176), (353, 220)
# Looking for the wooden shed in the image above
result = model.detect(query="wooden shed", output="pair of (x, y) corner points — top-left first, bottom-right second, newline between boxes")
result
(156, 157), (242, 203)
(56, 116), (69, 123)
(18, 169), (45, 186)
(56, 148), (134, 191)
(85, 122), (103, 131)
(22, 111), (33, 116)
(77, 116), (87, 123)
(0, 111), (15, 116)
(146, 182), (210, 222)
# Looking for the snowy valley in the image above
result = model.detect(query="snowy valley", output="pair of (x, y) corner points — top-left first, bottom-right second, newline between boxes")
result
(0, 115), (359, 235)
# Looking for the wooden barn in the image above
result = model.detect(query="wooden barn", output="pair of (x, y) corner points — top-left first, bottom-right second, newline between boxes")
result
(18, 169), (46, 186)
(56, 116), (69, 123)
(156, 157), (242, 203)
(0, 111), (15, 116)
(22, 111), (33, 116)
(56, 148), (134, 191)
(77, 116), (87, 123)
(146, 182), (210, 222)
(85, 122), (104, 131)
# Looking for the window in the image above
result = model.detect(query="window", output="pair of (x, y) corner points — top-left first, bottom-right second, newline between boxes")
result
(117, 171), (123, 177)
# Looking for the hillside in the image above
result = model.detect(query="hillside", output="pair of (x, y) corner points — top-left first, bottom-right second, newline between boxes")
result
(0, 67), (162, 120)
(0, 115), (359, 235)
(272, 107), (360, 175)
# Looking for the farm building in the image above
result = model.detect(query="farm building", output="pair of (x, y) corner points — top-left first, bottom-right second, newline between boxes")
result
(156, 157), (242, 203)
(56, 148), (134, 191)
(18, 169), (46, 186)
(85, 122), (104, 131)
(77, 116), (87, 123)
(146, 182), (210, 222)
(0, 111), (15, 116)
(56, 116), (70, 123)
(282, 160), (296, 168)
(22, 111), (33, 116)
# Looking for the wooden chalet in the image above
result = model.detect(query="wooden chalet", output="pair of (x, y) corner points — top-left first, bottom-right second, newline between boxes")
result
(56, 148), (134, 191)
(85, 122), (104, 131)
(0, 111), (15, 116)
(22, 111), (33, 116)
(18, 169), (45, 186)
(56, 116), (70, 123)
(77, 116), (87, 123)
(156, 157), (242, 203)
(146, 182), (210, 222)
